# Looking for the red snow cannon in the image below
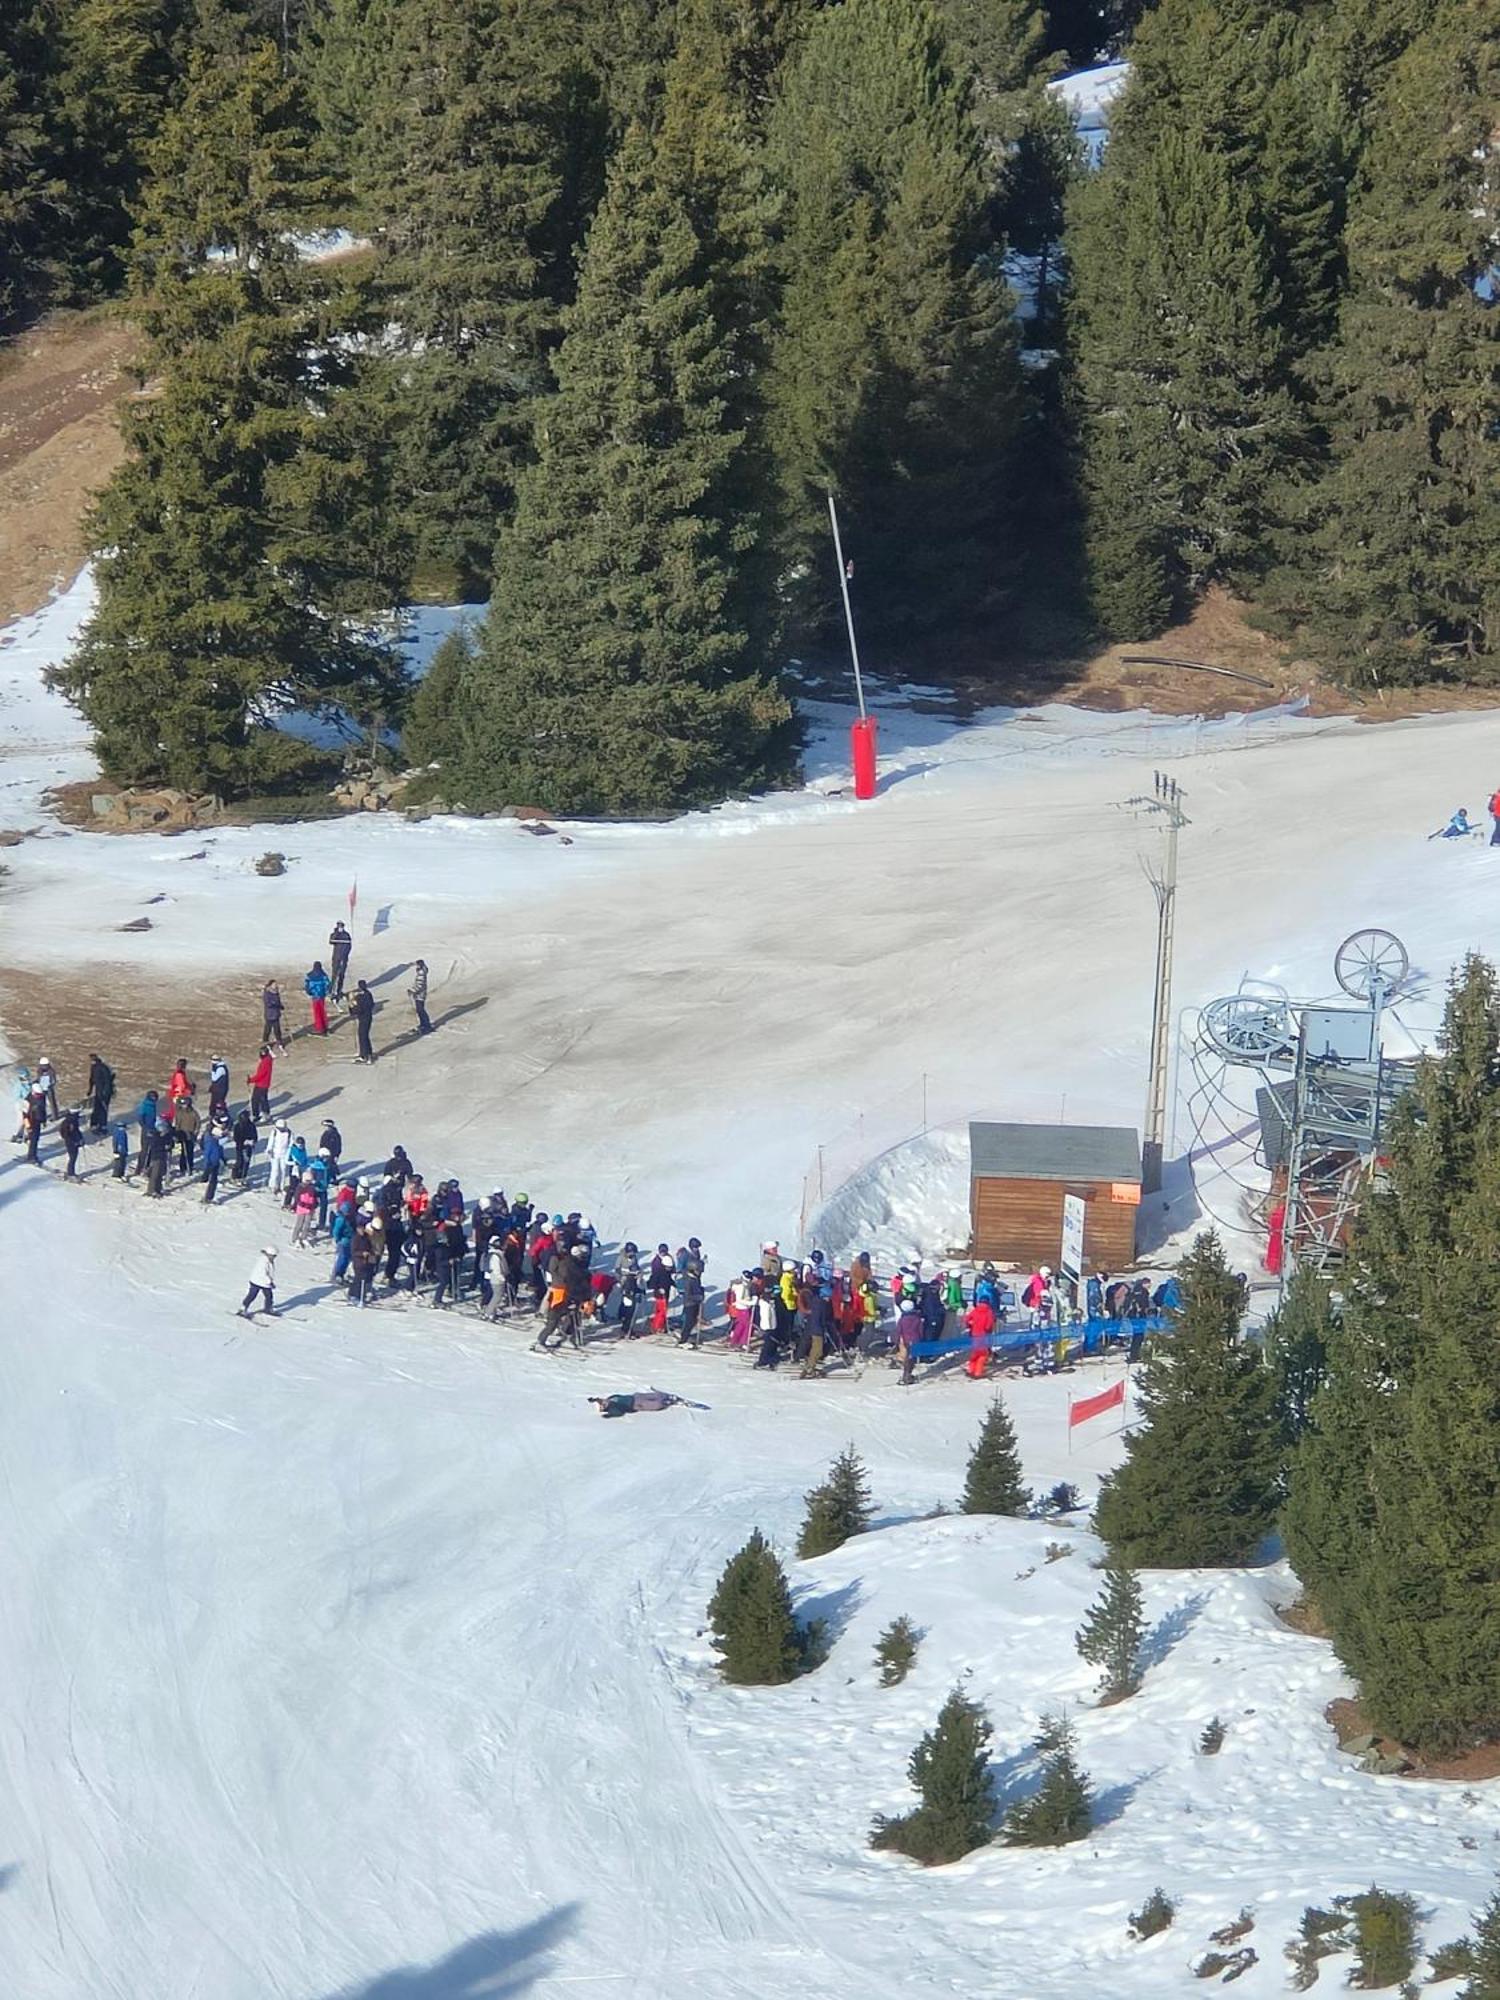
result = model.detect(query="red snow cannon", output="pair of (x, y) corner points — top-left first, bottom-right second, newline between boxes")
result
(851, 715), (878, 800)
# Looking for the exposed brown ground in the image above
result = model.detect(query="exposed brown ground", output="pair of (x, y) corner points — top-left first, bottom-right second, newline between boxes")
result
(951, 585), (1500, 725)
(0, 963), (359, 1131)
(0, 311), (140, 626)
(1323, 1692), (1500, 1782)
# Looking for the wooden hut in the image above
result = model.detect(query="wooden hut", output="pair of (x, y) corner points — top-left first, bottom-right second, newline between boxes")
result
(968, 1121), (1142, 1270)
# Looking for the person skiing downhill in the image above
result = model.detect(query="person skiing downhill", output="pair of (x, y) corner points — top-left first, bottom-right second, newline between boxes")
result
(239, 1247), (278, 1318)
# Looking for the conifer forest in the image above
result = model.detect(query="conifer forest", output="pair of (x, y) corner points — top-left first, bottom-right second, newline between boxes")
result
(4, 0), (1496, 809)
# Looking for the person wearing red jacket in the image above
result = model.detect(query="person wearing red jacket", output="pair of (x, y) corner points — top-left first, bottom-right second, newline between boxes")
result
(168, 1060), (192, 1105)
(247, 1047), (274, 1121)
(964, 1297), (997, 1380)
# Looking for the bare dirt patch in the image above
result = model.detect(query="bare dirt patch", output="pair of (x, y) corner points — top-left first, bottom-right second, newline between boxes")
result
(0, 311), (141, 626)
(888, 585), (1500, 727)
(1323, 1693), (1500, 1782)
(0, 963), (357, 1130)
(1276, 1596), (1331, 1639)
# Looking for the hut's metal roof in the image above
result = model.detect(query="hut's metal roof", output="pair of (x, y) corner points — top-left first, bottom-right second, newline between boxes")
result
(968, 1121), (1141, 1185)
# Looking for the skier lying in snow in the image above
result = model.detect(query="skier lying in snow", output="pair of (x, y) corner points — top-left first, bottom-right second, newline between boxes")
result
(1431, 807), (1474, 839)
(587, 1391), (701, 1419)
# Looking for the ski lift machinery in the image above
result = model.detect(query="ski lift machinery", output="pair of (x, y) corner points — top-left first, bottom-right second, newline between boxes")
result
(1191, 929), (1414, 1286)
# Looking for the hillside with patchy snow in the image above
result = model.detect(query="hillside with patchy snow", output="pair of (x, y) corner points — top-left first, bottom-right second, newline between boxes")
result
(1, 577), (1499, 1995)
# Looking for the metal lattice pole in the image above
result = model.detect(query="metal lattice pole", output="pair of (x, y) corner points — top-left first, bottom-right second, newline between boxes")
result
(1124, 773), (1188, 1195)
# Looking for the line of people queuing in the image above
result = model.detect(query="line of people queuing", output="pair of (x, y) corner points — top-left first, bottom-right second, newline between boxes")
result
(9, 1031), (1185, 1383)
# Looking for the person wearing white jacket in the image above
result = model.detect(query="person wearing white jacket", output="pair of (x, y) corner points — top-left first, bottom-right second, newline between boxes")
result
(267, 1120), (293, 1196)
(239, 1247), (278, 1319)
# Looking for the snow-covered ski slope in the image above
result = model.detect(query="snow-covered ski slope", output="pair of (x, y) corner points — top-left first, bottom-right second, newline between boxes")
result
(3, 576), (1500, 1996)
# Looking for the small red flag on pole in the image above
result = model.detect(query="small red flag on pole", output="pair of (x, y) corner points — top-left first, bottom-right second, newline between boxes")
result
(1068, 1377), (1126, 1430)
(348, 877), (358, 920)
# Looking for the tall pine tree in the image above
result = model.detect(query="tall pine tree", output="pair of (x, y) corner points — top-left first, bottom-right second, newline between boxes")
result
(54, 0), (190, 298)
(0, 4), (68, 322)
(444, 64), (794, 814)
(1065, 0), (1343, 636)
(1093, 1231), (1280, 1566)
(1265, 0), (1500, 687)
(765, 0), (1026, 637)
(348, 0), (610, 587)
(1285, 957), (1500, 1751)
(1262, 1262), (1333, 1446)
(51, 38), (407, 792)
(51, 272), (408, 791)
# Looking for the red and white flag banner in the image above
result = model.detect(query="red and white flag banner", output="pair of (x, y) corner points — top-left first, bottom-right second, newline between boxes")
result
(1068, 1377), (1126, 1430)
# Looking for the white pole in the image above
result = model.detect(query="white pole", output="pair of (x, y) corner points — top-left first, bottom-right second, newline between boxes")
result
(827, 493), (867, 721)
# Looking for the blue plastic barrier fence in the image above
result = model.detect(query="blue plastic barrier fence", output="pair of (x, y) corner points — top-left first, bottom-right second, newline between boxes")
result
(910, 1314), (1170, 1363)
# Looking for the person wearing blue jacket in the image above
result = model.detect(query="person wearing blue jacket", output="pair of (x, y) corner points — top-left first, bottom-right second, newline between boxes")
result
(310, 1152), (332, 1230)
(918, 1281), (948, 1345)
(330, 1205), (355, 1284)
(201, 1128), (225, 1205)
(111, 1119), (130, 1179)
(304, 960), (331, 1036)
(134, 1090), (160, 1174)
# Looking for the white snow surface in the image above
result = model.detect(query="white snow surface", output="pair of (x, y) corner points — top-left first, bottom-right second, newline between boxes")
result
(1049, 62), (1129, 164)
(2, 577), (1499, 1995)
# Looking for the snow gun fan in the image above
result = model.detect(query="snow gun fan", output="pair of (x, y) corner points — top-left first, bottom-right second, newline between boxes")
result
(1187, 929), (1415, 1289)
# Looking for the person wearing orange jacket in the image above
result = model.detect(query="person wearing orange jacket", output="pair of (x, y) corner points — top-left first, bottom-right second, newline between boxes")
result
(168, 1059), (192, 1105)
(963, 1296), (997, 1380)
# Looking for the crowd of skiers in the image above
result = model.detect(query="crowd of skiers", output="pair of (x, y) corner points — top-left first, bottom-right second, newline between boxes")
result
(8, 919), (1182, 1379)
(9, 1041), (1176, 1377)
(9, 920), (438, 1194)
